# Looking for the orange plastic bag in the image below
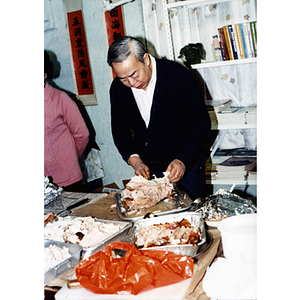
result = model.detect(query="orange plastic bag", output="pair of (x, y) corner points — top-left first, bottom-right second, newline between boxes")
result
(75, 241), (194, 295)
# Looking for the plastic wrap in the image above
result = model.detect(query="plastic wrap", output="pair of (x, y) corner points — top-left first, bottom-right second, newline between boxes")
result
(75, 241), (194, 295)
(191, 189), (257, 221)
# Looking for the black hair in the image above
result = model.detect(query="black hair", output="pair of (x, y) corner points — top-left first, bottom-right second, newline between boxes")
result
(44, 50), (54, 78)
(107, 36), (146, 67)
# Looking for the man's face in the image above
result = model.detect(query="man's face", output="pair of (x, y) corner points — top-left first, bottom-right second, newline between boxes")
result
(112, 53), (152, 90)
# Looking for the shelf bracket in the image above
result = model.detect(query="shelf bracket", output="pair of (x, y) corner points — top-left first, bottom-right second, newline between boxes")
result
(229, 182), (237, 192)
(210, 129), (228, 157)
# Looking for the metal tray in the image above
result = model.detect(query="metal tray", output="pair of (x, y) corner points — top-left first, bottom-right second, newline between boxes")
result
(44, 240), (82, 286)
(192, 231), (213, 258)
(114, 184), (193, 221)
(44, 216), (132, 258)
(122, 212), (206, 257)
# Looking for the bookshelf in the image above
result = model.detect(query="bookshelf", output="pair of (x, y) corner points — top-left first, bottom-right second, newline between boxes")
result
(191, 57), (257, 69)
(165, 0), (231, 9)
(142, 0), (257, 193)
(146, 0), (257, 63)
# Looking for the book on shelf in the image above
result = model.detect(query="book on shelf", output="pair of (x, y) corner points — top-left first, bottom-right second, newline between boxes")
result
(212, 35), (223, 62)
(205, 162), (217, 172)
(250, 21), (257, 57)
(245, 22), (255, 58)
(217, 107), (239, 114)
(207, 103), (257, 128)
(205, 163), (218, 180)
(247, 164), (257, 181)
(214, 175), (247, 181)
(237, 103), (257, 114)
(218, 27), (229, 61)
(228, 24), (239, 60)
(242, 23), (252, 58)
(206, 158), (257, 182)
(216, 22), (257, 61)
(239, 23), (249, 58)
(222, 25), (234, 60)
(235, 24), (245, 59)
(205, 99), (232, 113)
(217, 156), (256, 172)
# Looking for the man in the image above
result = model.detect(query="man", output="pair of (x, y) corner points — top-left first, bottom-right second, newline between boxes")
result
(107, 36), (211, 199)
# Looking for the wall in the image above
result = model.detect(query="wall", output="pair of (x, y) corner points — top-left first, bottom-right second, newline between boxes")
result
(44, 0), (145, 188)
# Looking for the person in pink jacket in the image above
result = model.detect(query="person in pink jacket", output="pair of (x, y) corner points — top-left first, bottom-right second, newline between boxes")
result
(44, 51), (89, 190)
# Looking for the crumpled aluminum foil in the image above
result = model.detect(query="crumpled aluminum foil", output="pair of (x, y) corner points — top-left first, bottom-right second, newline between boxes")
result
(191, 189), (257, 220)
(44, 176), (63, 206)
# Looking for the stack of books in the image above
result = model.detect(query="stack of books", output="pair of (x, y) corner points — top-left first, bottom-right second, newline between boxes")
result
(247, 164), (257, 181)
(205, 162), (218, 180)
(205, 99), (233, 126)
(212, 21), (257, 62)
(207, 157), (257, 181)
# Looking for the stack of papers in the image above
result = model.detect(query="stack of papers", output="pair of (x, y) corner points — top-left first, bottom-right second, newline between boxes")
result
(213, 156), (256, 181)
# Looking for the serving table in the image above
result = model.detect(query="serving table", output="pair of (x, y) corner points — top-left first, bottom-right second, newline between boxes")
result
(45, 191), (223, 300)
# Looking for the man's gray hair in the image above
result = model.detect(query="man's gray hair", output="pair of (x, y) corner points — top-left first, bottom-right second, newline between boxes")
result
(107, 36), (146, 67)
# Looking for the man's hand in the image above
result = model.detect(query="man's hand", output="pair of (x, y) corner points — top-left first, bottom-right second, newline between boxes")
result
(128, 156), (150, 179)
(165, 159), (186, 182)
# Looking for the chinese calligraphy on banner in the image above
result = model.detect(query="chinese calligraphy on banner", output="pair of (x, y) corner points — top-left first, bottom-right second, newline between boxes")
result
(105, 6), (125, 78)
(64, 0), (97, 105)
(67, 10), (94, 96)
(105, 6), (125, 47)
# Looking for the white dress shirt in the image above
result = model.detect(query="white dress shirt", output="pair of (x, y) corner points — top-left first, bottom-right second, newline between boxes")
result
(131, 54), (157, 128)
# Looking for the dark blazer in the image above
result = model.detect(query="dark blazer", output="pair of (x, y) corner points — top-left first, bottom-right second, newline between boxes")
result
(110, 57), (211, 173)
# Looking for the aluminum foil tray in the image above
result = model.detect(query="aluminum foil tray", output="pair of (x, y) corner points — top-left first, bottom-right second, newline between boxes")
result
(114, 184), (193, 221)
(44, 240), (82, 286)
(122, 212), (206, 257)
(44, 216), (132, 258)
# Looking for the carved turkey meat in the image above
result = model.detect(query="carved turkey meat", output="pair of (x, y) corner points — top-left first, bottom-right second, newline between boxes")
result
(121, 172), (175, 210)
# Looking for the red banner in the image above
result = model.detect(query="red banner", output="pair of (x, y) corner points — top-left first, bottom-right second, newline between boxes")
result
(105, 6), (125, 78)
(67, 10), (94, 96)
(105, 6), (125, 47)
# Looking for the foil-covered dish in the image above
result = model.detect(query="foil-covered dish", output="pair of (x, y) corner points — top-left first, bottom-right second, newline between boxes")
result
(191, 189), (257, 225)
(44, 176), (63, 206)
(123, 212), (207, 258)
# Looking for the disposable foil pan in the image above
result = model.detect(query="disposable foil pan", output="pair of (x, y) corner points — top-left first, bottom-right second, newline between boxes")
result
(123, 212), (206, 257)
(44, 240), (82, 286)
(114, 184), (193, 221)
(44, 176), (63, 206)
(44, 216), (132, 258)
